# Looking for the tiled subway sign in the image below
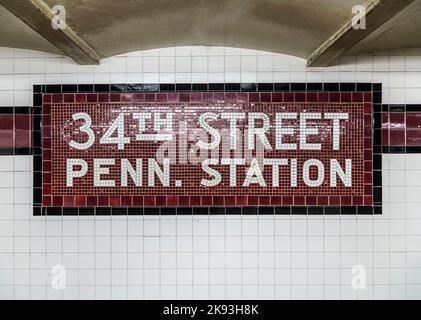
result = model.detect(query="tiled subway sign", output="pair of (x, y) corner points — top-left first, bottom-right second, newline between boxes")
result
(30, 84), (382, 215)
(2, 83), (404, 214)
(50, 101), (364, 204)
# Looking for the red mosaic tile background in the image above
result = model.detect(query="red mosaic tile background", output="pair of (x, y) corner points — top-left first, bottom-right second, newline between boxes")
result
(42, 92), (373, 207)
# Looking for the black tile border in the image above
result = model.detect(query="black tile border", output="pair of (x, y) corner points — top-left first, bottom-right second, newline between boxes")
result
(0, 106), (32, 115)
(0, 147), (32, 155)
(371, 85), (382, 212)
(36, 205), (381, 216)
(382, 146), (421, 153)
(33, 83), (382, 216)
(386, 104), (421, 112)
(34, 82), (382, 94)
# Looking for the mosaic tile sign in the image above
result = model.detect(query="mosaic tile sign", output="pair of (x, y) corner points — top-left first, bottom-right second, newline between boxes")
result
(41, 91), (372, 207)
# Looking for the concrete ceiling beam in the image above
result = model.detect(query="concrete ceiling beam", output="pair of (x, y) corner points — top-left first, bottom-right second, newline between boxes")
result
(0, 0), (100, 64)
(307, 0), (416, 67)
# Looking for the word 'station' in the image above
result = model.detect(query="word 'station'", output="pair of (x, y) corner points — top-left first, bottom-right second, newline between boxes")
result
(47, 99), (370, 206)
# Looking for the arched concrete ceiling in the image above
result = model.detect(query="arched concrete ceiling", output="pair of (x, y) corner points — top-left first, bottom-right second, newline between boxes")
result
(41, 0), (367, 59)
(0, 0), (419, 65)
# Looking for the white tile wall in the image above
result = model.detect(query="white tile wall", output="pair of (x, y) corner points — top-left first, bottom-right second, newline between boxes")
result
(0, 46), (421, 299)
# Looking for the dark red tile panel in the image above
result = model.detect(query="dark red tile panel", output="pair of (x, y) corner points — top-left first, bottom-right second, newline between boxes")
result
(0, 114), (32, 148)
(382, 111), (421, 147)
(41, 91), (371, 207)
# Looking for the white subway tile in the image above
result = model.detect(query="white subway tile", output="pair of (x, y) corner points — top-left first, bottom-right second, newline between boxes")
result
(175, 56), (191, 73)
(192, 56), (207, 72)
(142, 56), (159, 72)
(388, 88), (405, 103)
(406, 56), (421, 71)
(0, 59), (13, 74)
(13, 91), (30, 106)
(175, 72), (192, 82)
(13, 187), (32, 204)
(159, 56), (175, 73)
(208, 56), (224, 73)
(389, 72), (405, 88)
(241, 56), (257, 72)
(224, 56), (240, 72)
(30, 58), (46, 73)
(61, 58), (78, 73)
(356, 55), (373, 71)
(405, 88), (421, 103)
(0, 188), (13, 204)
(256, 72), (273, 82)
(289, 57), (306, 71)
(257, 55), (273, 72)
(373, 55), (389, 71)
(0, 75), (13, 90)
(158, 72), (174, 83)
(0, 48), (14, 58)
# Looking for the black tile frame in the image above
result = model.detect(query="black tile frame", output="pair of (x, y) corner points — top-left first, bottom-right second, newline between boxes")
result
(32, 83), (383, 216)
